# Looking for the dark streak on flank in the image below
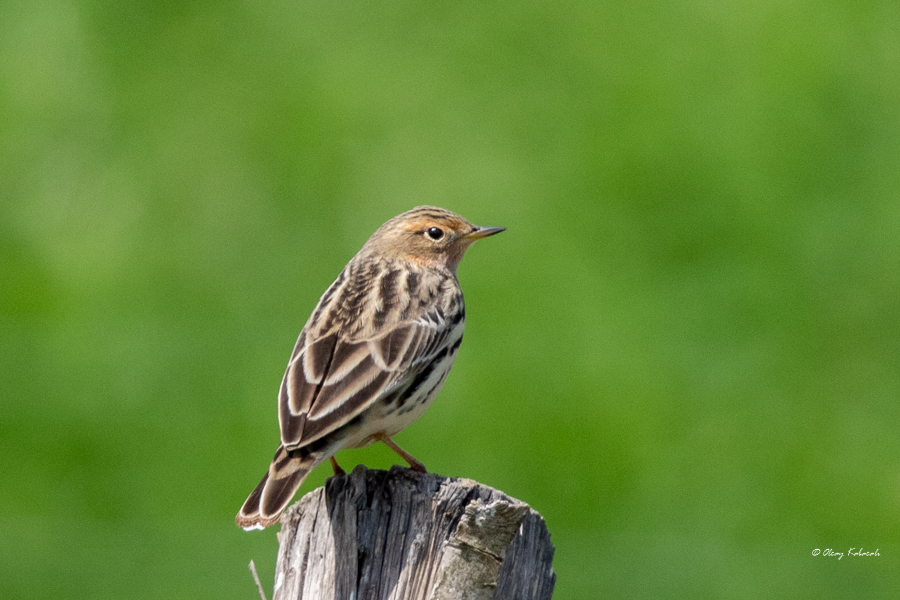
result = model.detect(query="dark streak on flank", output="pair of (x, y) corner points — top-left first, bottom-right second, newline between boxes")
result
(415, 373), (449, 415)
(450, 304), (465, 326)
(398, 341), (455, 407)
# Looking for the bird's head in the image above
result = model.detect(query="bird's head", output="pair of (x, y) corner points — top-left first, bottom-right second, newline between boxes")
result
(365, 206), (505, 272)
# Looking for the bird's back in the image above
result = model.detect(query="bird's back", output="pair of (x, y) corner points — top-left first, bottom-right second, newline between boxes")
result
(278, 254), (465, 452)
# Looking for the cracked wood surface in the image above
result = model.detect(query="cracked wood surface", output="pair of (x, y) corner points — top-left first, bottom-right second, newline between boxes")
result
(272, 465), (555, 600)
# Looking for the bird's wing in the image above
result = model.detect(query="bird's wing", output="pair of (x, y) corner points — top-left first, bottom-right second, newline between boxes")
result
(277, 280), (461, 451)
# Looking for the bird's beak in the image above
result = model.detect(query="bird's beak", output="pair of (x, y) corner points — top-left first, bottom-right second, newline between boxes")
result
(465, 226), (506, 240)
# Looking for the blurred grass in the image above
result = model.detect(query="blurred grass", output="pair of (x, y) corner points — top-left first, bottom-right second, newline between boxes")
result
(2, 0), (899, 598)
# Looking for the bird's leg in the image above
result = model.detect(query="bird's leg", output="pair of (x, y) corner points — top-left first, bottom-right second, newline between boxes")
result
(329, 456), (346, 476)
(375, 433), (427, 473)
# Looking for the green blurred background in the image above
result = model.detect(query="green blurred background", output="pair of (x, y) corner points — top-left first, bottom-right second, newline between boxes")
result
(2, 0), (899, 597)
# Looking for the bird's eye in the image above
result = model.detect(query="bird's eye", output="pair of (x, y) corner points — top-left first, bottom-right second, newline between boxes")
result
(426, 227), (444, 240)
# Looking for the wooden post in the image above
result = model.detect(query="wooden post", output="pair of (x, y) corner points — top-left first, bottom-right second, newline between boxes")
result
(272, 465), (556, 600)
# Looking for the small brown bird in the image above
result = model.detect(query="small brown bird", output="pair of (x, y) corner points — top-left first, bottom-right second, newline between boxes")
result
(236, 206), (504, 529)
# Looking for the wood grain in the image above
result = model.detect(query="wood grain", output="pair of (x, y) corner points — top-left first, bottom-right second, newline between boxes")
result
(273, 465), (555, 600)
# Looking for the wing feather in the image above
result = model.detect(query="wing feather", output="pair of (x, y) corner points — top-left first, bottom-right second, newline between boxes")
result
(278, 266), (459, 450)
(369, 325), (416, 371)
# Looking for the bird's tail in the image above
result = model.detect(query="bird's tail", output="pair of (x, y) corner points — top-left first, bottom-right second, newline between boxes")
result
(235, 444), (323, 530)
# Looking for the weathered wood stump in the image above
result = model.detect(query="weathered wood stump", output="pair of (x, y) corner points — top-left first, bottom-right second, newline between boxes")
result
(273, 465), (555, 600)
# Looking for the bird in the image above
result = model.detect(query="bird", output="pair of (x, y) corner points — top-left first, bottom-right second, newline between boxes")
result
(236, 206), (505, 530)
